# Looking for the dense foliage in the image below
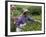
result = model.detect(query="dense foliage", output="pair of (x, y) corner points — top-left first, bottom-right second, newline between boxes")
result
(10, 5), (42, 32)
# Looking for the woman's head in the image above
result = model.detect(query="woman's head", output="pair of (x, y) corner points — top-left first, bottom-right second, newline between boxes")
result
(22, 8), (29, 16)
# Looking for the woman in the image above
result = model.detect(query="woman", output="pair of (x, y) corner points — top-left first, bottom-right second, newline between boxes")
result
(16, 8), (35, 32)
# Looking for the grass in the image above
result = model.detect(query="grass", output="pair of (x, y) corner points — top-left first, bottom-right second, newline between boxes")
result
(22, 21), (41, 31)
